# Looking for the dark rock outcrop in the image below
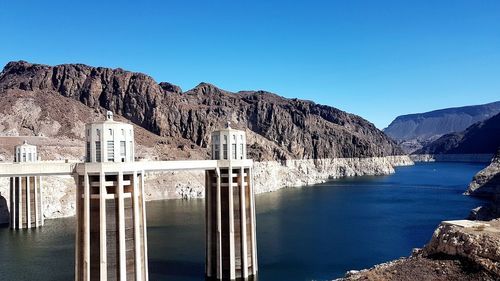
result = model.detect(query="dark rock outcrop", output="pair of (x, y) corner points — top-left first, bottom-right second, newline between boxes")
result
(0, 61), (402, 161)
(384, 102), (500, 153)
(467, 149), (500, 198)
(467, 149), (500, 220)
(416, 113), (500, 155)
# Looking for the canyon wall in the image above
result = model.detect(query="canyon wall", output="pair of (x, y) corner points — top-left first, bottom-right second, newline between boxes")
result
(0, 61), (403, 162)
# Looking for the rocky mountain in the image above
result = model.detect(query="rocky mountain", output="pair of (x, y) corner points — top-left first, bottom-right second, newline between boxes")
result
(0, 61), (402, 161)
(384, 102), (500, 153)
(415, 113), (500, 155)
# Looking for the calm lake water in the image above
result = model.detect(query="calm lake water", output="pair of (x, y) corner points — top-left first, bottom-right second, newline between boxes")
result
(0, 162), (487, 281)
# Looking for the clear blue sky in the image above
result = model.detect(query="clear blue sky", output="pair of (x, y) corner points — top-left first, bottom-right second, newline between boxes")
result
(1, 1), (499, 129)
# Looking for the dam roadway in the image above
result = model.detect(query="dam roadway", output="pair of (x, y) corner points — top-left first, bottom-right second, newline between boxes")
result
(0, 159), (253, 177)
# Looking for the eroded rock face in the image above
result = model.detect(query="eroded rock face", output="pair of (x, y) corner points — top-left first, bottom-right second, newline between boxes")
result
(422, 221), (500, 277)
(143, 171), (205, 200)
(467, 149), (500, 198)
(0, 61), (402, 161)
(466, 149), (500, 220)
(253, 156), (413, 193)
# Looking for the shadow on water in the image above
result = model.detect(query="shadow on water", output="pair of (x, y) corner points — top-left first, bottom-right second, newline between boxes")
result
(149, 259), (204, 278)
(0, 193), (9, 228)
(149, 255), (259, 281)
(206, 276), (259, 281)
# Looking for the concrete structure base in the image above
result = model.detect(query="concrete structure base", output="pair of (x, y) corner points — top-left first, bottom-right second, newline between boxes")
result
(205, 167), (258, 280)
(75, 170), (148, 281)
(9, 176), (44, 229)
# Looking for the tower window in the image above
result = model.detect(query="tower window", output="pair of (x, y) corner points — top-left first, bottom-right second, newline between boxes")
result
(232, 144), (236, 159)
(107, 141), (114, 161)
(95, 141), (101, 162)
(86, 142), (91, 162)
(120, 141), (126, 155)
(214, 144), (220, 160)
(223, 144), (228, 160)
(130, 141), (133, 161)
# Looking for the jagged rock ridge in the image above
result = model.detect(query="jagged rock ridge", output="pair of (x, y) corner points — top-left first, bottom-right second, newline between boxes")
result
(384, 101), (500, 153)
(416, 113), (500, 155)
(0, 61), (402, 161)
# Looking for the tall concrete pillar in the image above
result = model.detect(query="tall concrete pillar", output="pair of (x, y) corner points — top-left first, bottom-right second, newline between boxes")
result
(206, 124), (258, 280)
(206, 167), (257, 280)
(75, 170), (148, 281)
(9, 141), (44, 229)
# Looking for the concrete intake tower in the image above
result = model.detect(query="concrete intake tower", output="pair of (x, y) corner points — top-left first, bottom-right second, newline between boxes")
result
(75, 111), (148, 281)
(10, 141), (44, 229)
(205, 123), (258, 280)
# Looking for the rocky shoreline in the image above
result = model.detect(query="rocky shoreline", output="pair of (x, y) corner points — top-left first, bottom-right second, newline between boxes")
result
(336, 220), (500, 281)
(0, 155), (413, 224)
(253, 156), (413, 193)
(410, 153), (494, 163)
(336, 150), (500, 281)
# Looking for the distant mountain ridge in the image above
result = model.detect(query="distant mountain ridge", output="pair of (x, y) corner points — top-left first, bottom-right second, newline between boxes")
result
(0, 61), (402, 161)
(384, 101), (500, 153)
(415, 112), (500, 155)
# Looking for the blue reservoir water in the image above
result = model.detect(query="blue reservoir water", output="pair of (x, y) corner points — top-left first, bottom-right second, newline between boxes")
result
(0, 162), (487, 281)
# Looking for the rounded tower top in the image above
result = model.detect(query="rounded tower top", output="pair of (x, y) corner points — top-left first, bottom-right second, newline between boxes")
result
(210, 125), (246, 160)
(14, 140), (38, 162)
(85, 112), (135, 163)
